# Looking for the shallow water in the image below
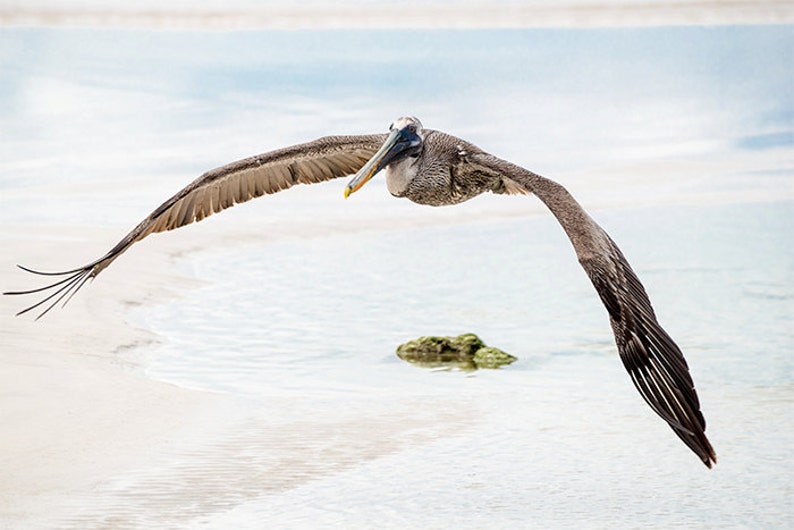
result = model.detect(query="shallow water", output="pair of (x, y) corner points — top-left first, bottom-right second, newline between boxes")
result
(122, 201), (792, 529)
(1, 24), (793, 528)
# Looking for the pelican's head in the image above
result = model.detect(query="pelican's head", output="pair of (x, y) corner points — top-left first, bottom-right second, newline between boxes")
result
(344, 116), (424, 198)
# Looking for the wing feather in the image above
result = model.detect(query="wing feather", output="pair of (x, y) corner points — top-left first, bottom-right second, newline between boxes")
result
(469, 152), (716, 467)
(5, 133), (387, 318)
(583, 238), (715, 467)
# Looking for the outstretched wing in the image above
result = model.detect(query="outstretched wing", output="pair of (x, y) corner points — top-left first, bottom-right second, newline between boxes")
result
(582, 241), (716, 468)
(5, 133), (387, 319)
(469, 152), (716, 467)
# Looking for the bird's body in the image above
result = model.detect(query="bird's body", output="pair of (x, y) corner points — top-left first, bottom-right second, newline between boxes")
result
(383, 130), (524, 205)
(5, 117), (716, 468)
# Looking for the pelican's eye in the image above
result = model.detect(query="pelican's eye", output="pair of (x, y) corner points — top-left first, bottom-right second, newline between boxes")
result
(406, 124), (417, 135)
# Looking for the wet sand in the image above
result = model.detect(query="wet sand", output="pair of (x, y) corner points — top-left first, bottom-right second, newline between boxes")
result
(0, 216), (487, 527)
(0, 225), (239, 527)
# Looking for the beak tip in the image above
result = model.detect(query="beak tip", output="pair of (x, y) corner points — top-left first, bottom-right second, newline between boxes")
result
(343, 187), (352, 199)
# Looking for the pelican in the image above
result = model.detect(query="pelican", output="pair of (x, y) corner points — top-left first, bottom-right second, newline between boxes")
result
(5, 117), (716, 467)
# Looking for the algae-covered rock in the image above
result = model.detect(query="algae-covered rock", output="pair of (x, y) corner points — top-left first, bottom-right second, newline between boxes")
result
(396, 333), (516, 370)
(472, 346), (518, 369)
(449, 333), (486, 357)
(395, 335), (474, 365)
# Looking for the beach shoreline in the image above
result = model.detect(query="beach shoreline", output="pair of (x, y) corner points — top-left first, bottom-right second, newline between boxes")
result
(0, 224), (242, 527)
(2, 198), (791, 526)
(0, 212), (492, 526)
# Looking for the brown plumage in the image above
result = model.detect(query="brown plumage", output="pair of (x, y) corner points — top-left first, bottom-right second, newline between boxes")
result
(5, 134), (386, 319)
(5, 117), (715, 467)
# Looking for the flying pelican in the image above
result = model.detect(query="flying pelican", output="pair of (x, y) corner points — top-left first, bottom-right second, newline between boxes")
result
(5, 116), (716, 468)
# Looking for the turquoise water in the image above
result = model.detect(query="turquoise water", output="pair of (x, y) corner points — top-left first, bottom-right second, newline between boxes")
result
(1, 25), (793, 528)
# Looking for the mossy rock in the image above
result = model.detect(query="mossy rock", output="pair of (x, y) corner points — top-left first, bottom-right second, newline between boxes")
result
(450, 333), (487, 357)
(473, 346), (518, 369)
(396, 333), (516, 370)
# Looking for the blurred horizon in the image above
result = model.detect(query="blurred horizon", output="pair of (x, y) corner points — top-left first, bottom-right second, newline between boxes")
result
(0, 0), (792, 29)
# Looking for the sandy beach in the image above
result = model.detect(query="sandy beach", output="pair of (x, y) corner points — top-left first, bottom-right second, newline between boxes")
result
(0, 225), (236, 527)
(0, 215), (499, 527)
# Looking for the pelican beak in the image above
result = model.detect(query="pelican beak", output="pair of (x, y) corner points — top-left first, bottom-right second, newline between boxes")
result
(344, 128), (402, 198)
